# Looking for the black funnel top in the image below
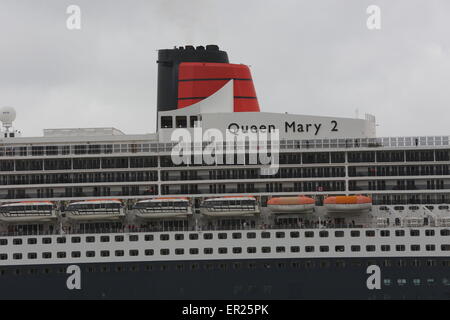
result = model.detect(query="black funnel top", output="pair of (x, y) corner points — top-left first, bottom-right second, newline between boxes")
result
(157, 45), (229, 113)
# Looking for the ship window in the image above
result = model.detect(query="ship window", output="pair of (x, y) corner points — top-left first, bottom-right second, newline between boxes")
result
(161, 116), (173, 129)
(160, 234), (170, 241)
(86, 251), (95, 258)
(425, 230), (435, 236)
(71, 237), (81, 243)
(174, 248), (184, 255)
(335, 246), (345, 252)
(28, 253), (37, 259)
(411, 245), (420, 251)
(440, 229), (450, 236)
(189, 234), (199, 240)
(27, 238), (37, 245)
(130, 235), (139, 241)
(290, 246), (300, 253)
(441, 245), (450, 251)
(276, 246), (286, 253)
(246, 232), (256, 239)
(190, 116), (199, 128)
(262, 247), (271, 253)
(381, 245), (391, 252)
(305, 246), (315, 252)
(176, 116), (187, 128)
(319, 231), (329, 238)
(189, 248), (199, 255)
(0, 239), (7, 245)
(13, 239), (22, 245)
(365, 230), (375, 237)
(115, 250), (124, 257)
(219, 247), (228, 254)
(0, 254), (7, 260)
(410, 230), (420, 237)
(366, 245), (376, 252)
(160, 249), (169, 256)
(426, 245), (436, 251)
(334, 231), (344, 238)
(396, 245), (406, 251)
(413, 279), (421, 286)
(290, 231), (300, 238)
(129, 250), (139, 256)
(305, 231), (314, 238)
(100, 250), (110, 257)
(86, 236), (95, 243)
(57, 237), (66, 244)
(275, 232), (285, 239)
(100, 236), (110, 243)
(204, 248), (214, 254)
(218, 233), (227, 239)
(144, 249), (154, 256)
(231, 247), (241, 254)
(71, 251), (81, 258)
(175, 234), (184, 241)
(395, 230), (405, 237)
(114, 235), (124, 242)
(397, 279), (407, 286)
(13, 253), (22, 260)
(320, 246), (329, 252)
(350, 231), (360, 237)
(144, 235), (153, 241)
(232, 233), (242, 239)
(247, 247), (257, 254)
(203, 233), (213, 240)
(57, 252), (66, 258)
(261, 232), (271, 239)
(380, 230), (390, 237)
(351, 245), (361, 252)
(42, 237), (52, 244)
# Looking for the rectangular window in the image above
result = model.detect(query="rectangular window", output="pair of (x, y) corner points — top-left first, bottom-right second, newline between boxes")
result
(305, 246), (315, 252)
(247, 247), (257, 254)
(334, 231), (344, 238)
(320, 246), (329, 252)
(275, 232), (285, 239)
(350, 231), (360, 237)
(351, 245), (361, 252)
(290, 246), (300, 253)
(86, 251), (95, 257)
(396, 245), (406, 252)
(129, 250), (139, 256)
(189, 248), (199, 255)
(276, 246), (286, 253)
(366, 245), (376, 252)
(115, 250), (124, 257)
(290, 231), (300, 238)
(189, 234), (199, 240)
(246, 232), (256, 239)
(262, 247), (271, 253)
(261, 232), (271, 239)
(232, 247), (242, 254)
(335, 246), (345, 252)
(144, 249), (154, 256)
(395, 230), (405, 237)
(411, 245), (420, 251)
(365, 230), (375, 237)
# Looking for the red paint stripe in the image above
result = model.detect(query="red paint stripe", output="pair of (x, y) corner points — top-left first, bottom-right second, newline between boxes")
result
(179, 62), (252, 80)
(178, 80), (228, 98)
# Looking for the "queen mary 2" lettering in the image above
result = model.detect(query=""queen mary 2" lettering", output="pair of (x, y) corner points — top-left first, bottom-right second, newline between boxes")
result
(227, 120), (339, 136)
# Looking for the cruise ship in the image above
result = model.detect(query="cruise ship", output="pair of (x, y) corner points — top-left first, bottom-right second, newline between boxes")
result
(0, 45), (449, 300)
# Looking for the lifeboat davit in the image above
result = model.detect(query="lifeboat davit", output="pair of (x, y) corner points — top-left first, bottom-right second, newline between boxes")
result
(324, 195), (372, 213)
(267, 196), (315, 214)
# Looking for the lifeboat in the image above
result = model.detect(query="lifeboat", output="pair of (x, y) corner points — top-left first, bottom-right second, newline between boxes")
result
(134, 197), (192, 219)
(0, 201), (56, 222)
(65, 199), (125, 221)
(324, 195), (372, 213)
(200, 196), (260, 217)
(267, 196), (315, 214)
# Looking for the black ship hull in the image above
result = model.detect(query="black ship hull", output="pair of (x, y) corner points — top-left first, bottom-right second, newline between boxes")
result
(1, 257), (449, 300)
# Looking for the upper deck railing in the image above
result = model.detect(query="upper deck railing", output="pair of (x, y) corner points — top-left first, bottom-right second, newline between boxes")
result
(0, 136), (449, 157)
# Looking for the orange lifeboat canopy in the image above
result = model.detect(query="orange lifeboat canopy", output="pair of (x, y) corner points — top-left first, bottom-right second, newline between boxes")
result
(267, 196), (315, 206)
(267, 196), (315, 214)
(324, 195), (372, 213)
(324, 195), (372, 205)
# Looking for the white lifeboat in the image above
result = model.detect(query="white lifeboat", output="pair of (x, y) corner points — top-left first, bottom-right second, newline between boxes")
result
(200, 196), (260, 217)
(0, 201), (56, 222)
(267, 196), (315, 214)
(134, 197), (192, 219)
(65, 199), (125, 221)
(324, 195), (372, 214)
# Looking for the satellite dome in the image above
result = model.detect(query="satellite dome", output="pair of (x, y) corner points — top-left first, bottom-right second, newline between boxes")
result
(0, 106), (16, 126)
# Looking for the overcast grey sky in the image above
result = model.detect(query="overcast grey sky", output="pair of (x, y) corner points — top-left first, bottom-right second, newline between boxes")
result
(1, 0), (450, 137)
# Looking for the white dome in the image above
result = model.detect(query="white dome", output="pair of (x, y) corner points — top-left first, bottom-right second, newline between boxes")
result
(0, 106), (16, 124)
